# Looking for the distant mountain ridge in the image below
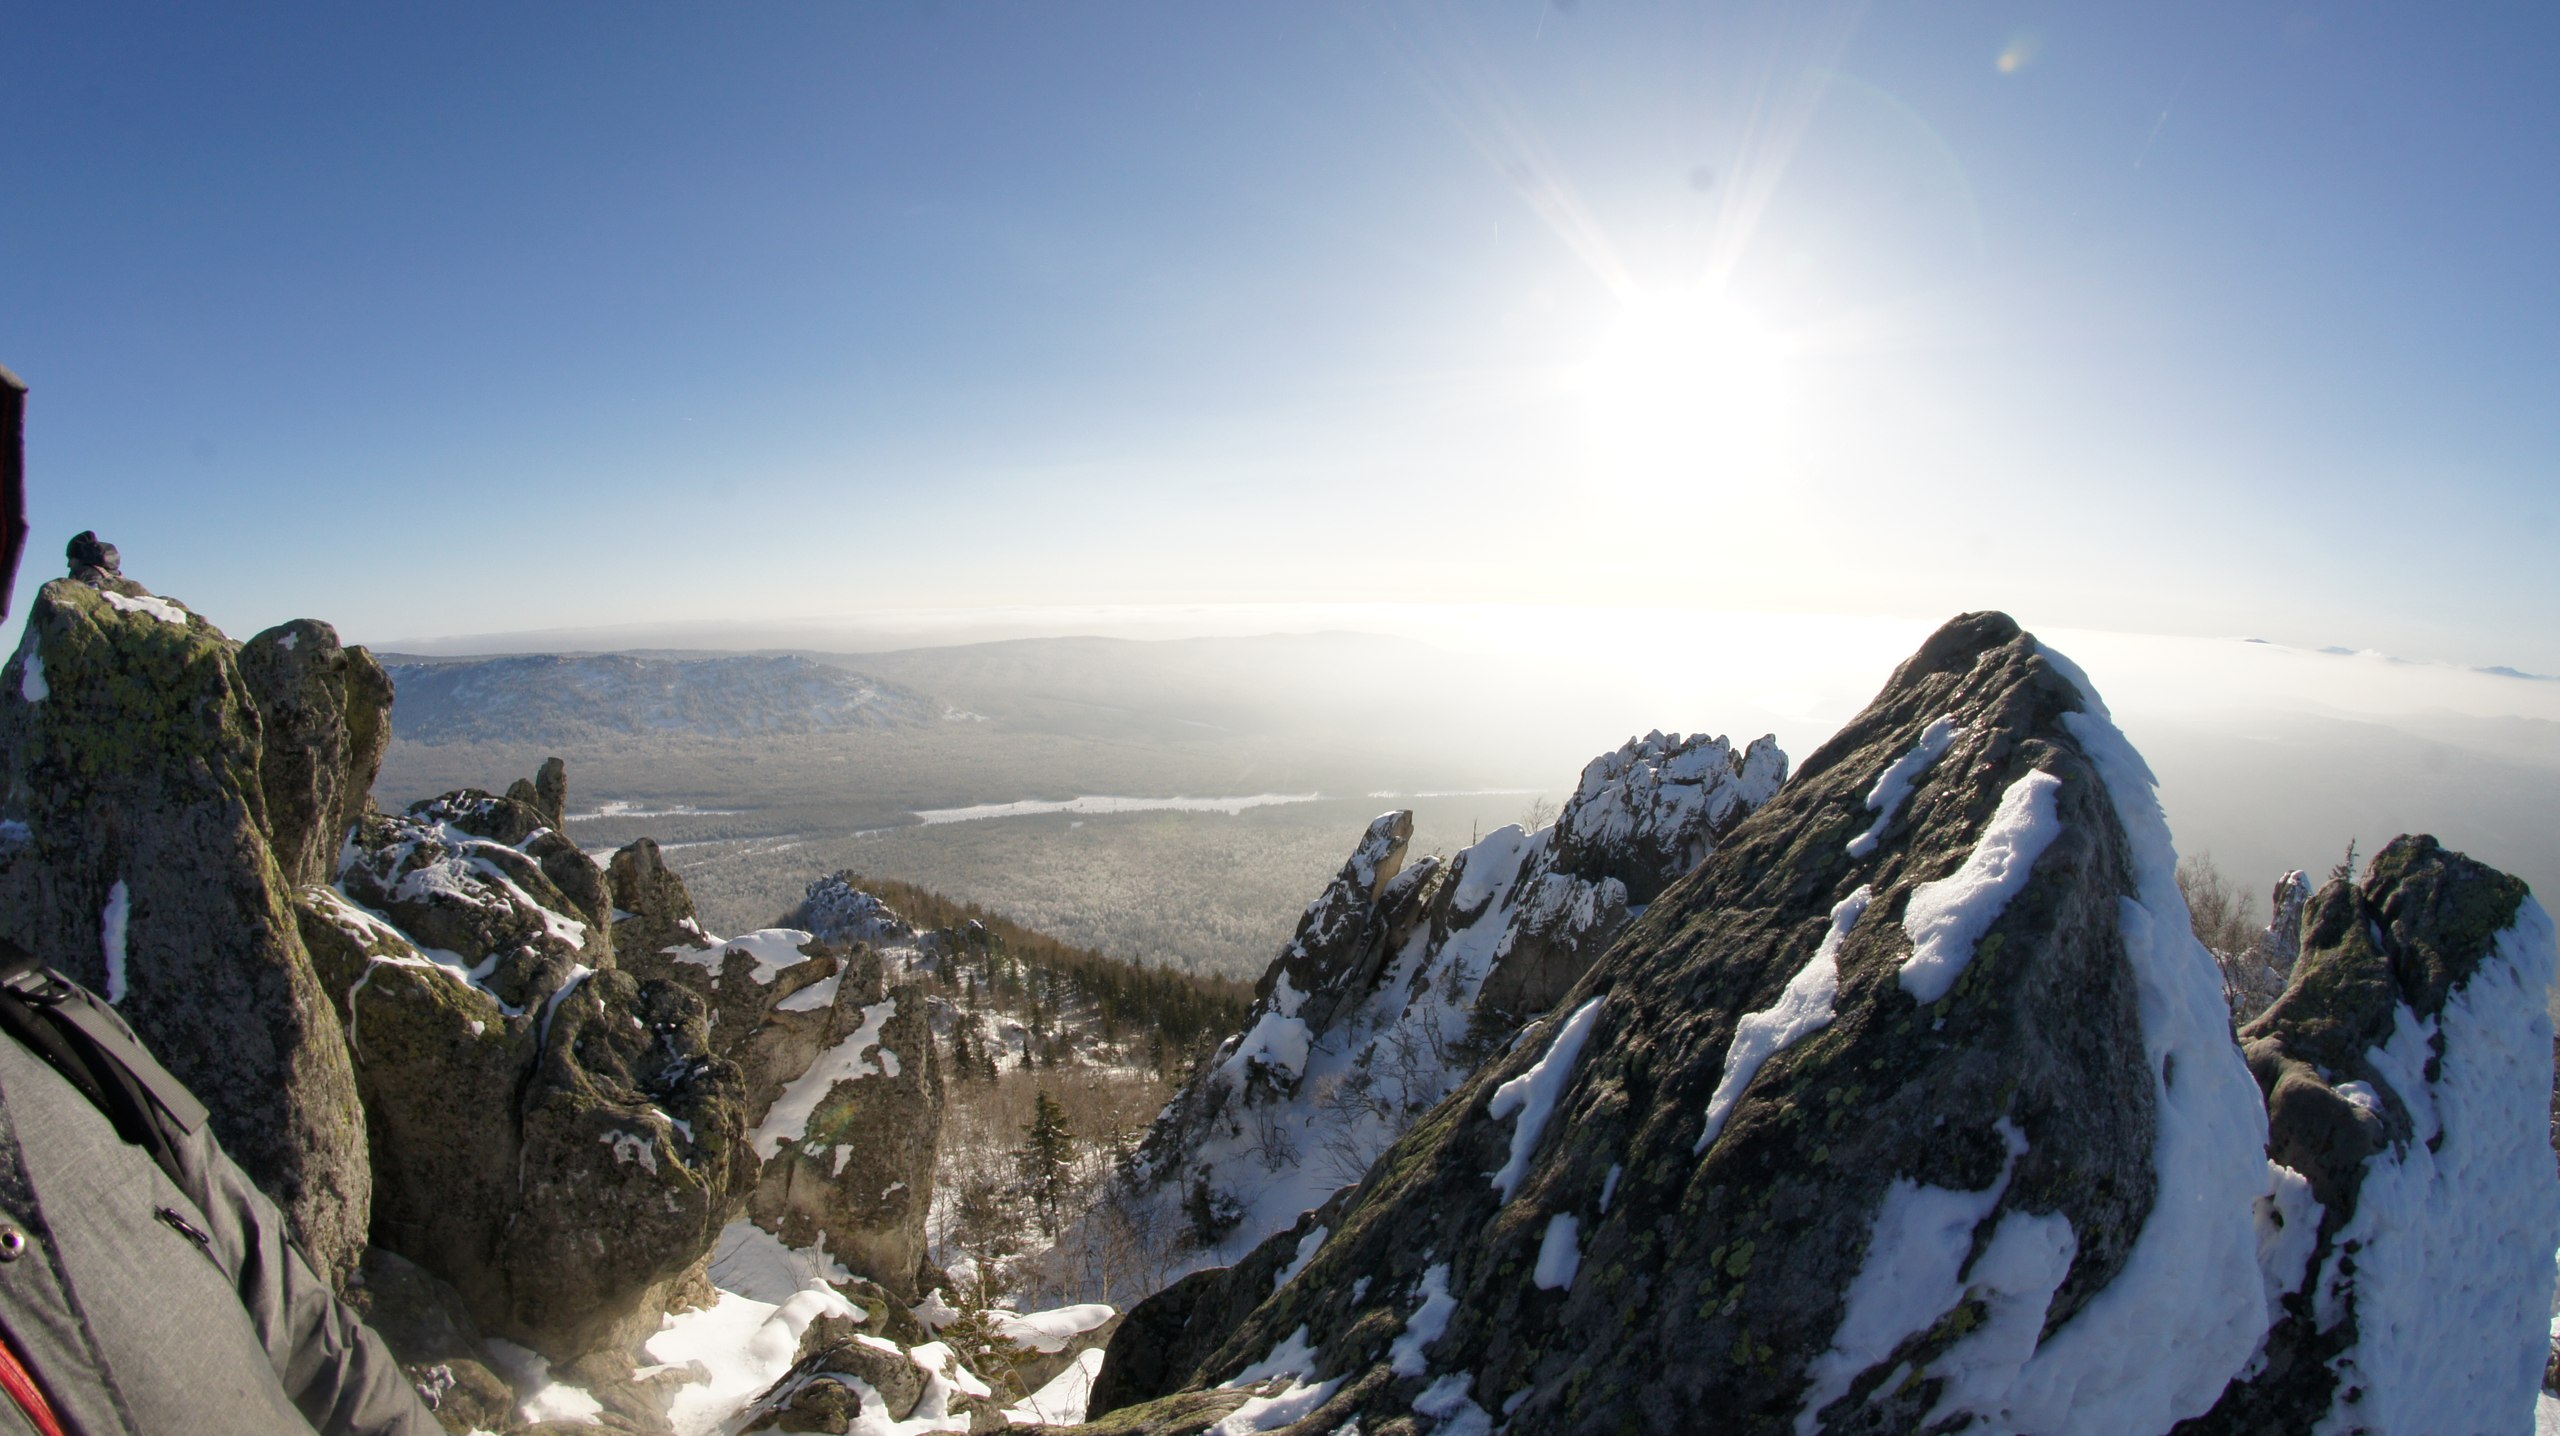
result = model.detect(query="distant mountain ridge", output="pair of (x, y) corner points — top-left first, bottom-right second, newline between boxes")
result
(383, 653), (948, 744)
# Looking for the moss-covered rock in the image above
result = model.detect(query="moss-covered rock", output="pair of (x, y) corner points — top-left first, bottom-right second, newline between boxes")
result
(238, 617), (390, 888)
(0, 573), (371, 1286)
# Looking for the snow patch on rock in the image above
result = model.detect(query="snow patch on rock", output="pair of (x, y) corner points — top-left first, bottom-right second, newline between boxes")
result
(1488, 996), (1604, 1202)
(1698, 885), (1871, 1154)
(1898, 768), (2064, 1004)
(1848, 715), (1961, 858)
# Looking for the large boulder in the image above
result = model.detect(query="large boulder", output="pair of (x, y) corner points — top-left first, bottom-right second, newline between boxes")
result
(2181, 837), (2557, 1434)
(1125, 727), (1783, 1264)
(314, 803), (754, 1360)
(0, 566), (372, 1286)
(237, 617), (394, 888)
(1093, 613), (2282, 1435)
(747, 950), (944, 1300)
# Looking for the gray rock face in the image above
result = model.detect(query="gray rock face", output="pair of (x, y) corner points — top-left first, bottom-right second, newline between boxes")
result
(747, 951), (944, 1301)
(0, 574), (372, 1287)
(1126, 726), (1783, 1264)
(1096, 613), (2281, 1435)
(2183, 837), (2557, 1435)
(238, 618), (395, 888)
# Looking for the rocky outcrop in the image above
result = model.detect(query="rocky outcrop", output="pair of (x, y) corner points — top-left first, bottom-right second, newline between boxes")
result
(238, 618), (395, 888)
(1124, 727), (1783, 1263)
(1093, 613), (2290, 1435)
(0, 563), (373, 1286)
(789, 872), (921, 947)
(2182, 837), (2557, 1435)
(607, 837), (714, 961)
(747, 950), (944, 1300)
(312, 779), (756, 1361)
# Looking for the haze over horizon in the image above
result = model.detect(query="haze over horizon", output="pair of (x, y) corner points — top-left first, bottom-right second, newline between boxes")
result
(5, 2), (2557, 678)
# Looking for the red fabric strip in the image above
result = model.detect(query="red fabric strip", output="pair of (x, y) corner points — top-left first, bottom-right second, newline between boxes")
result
(0, 1328), (67, 1436)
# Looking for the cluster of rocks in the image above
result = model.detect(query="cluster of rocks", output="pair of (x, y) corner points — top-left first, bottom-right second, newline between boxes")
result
(1075, 613), (2560, 1436)
(0, 539), (998, 1434)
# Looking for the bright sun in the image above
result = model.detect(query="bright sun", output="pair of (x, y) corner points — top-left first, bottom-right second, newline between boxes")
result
(1572, 287), (1795, 478)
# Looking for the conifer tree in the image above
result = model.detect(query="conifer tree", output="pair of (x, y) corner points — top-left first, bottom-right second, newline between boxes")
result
(1017, 1088), (1076, 1236)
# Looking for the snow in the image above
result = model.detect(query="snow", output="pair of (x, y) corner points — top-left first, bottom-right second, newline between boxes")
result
(1948, 644), (2277, 1434)
(993, 1304), (1114, 1354)
(1795, 1119), (2031, 1435)
(1210, 1376), (1341, 1435)
(754, 997), (901, 1158)
(601, 1127), (658, 1174)
(1847, 715), (1961, 858)
(2253, 1160), (2323, 1311)
(1275, 1224), (1328, 1291)
(1215, 1322), (1345, 1430)
(100, 590), (189, 625)
(912, 793), (1321, 824)
(1919, 1208), (2081, 1428)
(2308, 896), (2559, 1435)
(1697, 885), (1872, 1154)
(1224, 1324), (1321, 1389)
(1599, 1164), (1622, 1214)
(1487, 997), (1605, 1202)
(1221, 1010), (1313, 1086)
(100, 879), (130, 1004)
(18, 651), (43, 703)
(1005, 1348), (1104, 1426)
(1389, 1264), (1457, 1377)
(1533, 1213), (1581, 1290)
(779, 973), (842, 1012)
(708, 1220), (856, 1303)
(671, 927), (816, 984)
(486, 1338), (605, 1426)
(1412, 1373), (1494, 1436)
(1897, 768), (2063, 1004)
(647, 1286), (861, 1436)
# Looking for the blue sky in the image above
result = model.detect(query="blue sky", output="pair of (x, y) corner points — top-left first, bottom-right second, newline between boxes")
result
(4, 2), (2556, 670)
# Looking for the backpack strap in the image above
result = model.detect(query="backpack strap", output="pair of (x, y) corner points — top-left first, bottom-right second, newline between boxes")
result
(0, 940), (205, 1188)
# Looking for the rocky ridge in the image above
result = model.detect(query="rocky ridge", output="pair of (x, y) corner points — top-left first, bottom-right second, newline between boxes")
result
(1079, 613), (2560, 1436)
(1123, 727), (1784, 1268)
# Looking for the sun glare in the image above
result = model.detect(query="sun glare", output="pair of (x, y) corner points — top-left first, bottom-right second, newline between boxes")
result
(1572, 287), (1796, 479)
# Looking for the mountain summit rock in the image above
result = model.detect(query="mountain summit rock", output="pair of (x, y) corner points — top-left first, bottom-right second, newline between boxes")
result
(1086, 612), (2559, 1436)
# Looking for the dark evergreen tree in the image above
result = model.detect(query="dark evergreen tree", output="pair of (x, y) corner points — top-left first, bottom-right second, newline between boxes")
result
(1017, 1088), (1076, 1236)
